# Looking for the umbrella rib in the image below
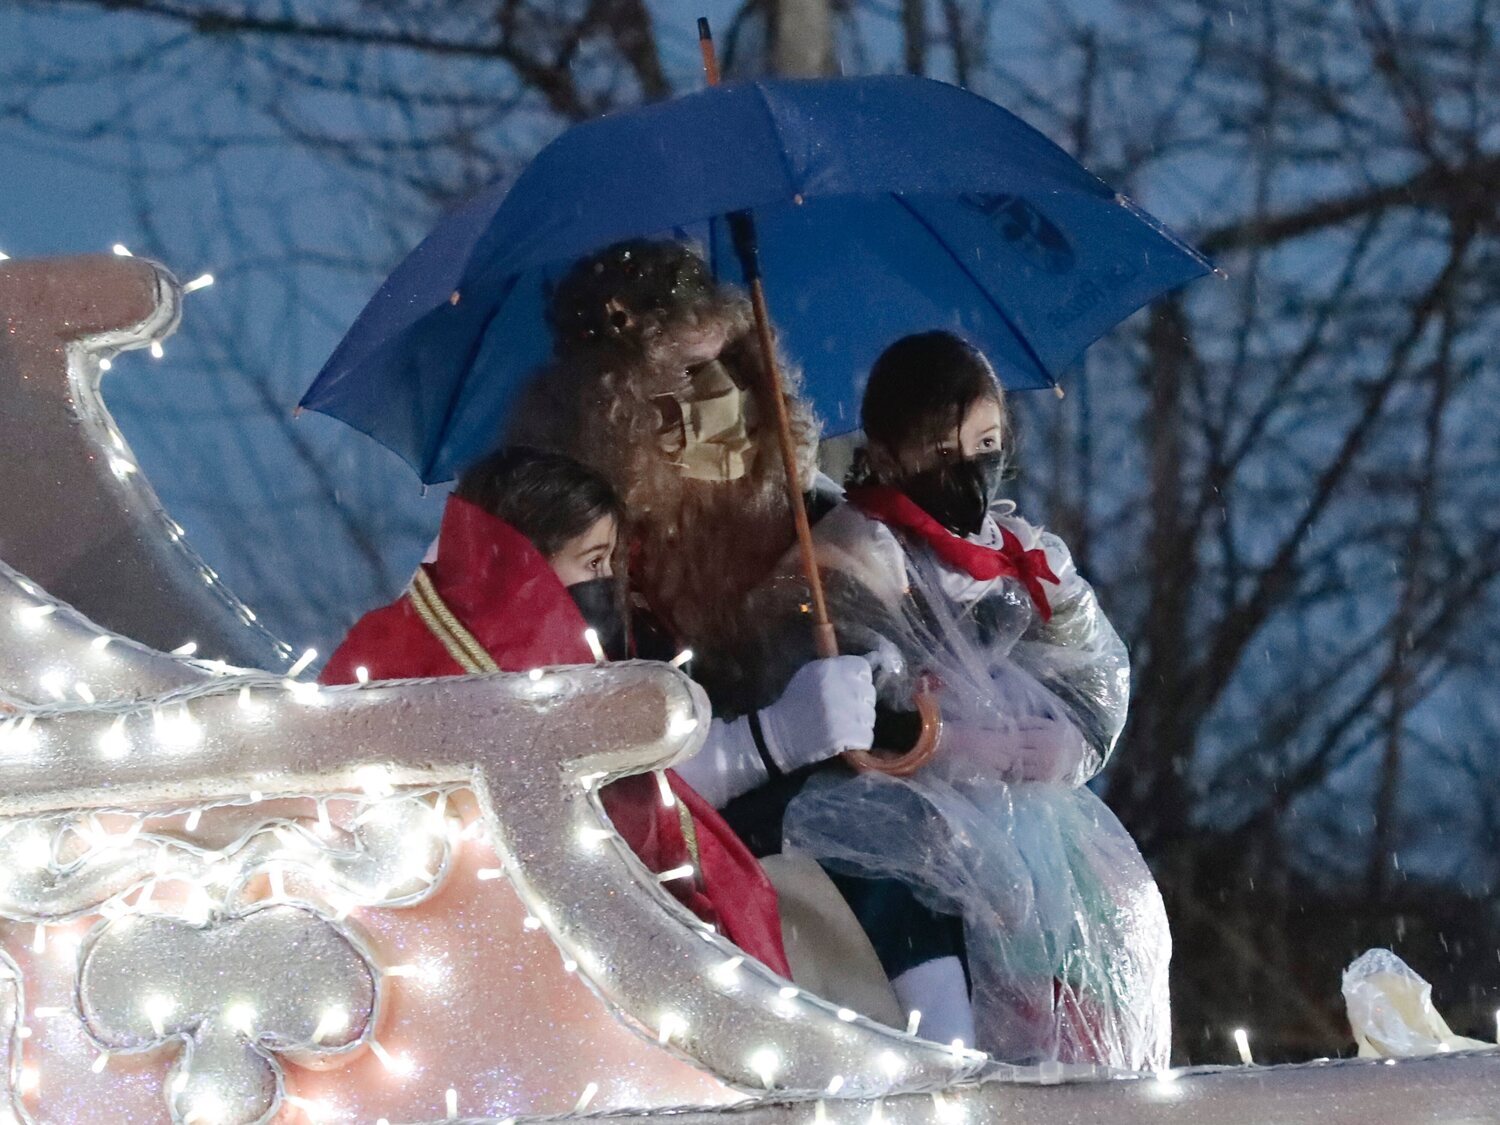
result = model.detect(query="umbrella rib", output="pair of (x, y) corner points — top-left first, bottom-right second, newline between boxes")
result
(889, 193), (1057, 389)
(421, 274), (519, 483)
(749, 82), (804, 199)
(1113, 191), (1215, 273)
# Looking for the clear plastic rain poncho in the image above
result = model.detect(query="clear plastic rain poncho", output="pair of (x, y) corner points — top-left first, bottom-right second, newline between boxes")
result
(776, 500), (1171, 1071)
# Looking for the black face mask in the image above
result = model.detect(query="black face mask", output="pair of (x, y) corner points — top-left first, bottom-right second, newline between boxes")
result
(567, 577), (627, 661)
(897, 450), (1007, 537)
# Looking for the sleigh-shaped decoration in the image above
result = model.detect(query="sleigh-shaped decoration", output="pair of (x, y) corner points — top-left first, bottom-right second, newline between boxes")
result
(0, 254), (1495, 1124)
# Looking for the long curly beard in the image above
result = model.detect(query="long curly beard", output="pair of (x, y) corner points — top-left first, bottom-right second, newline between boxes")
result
(508, 290), (821, 689)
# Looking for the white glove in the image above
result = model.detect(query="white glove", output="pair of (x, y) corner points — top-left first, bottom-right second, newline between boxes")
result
(674, 656), (876, 808)
(673, 714), (766, 808)
(939, 714), (1088, 785)
(758, 655), (876, 772)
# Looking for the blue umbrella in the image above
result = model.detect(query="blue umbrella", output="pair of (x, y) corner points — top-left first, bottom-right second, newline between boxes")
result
(301, 72), (1212, 486)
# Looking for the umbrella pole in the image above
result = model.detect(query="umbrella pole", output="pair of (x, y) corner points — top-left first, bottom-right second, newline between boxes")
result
(734, 221), (839, 660)
(698, 20), (939, 775)
(699, 18), (837, 660)
(697, 16), (720, 84)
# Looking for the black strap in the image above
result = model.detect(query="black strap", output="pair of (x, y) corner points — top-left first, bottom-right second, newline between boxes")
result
(748, 711), (783, 780)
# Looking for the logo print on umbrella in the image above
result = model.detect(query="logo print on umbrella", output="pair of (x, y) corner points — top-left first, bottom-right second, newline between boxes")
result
(960, 193), (1076, 275)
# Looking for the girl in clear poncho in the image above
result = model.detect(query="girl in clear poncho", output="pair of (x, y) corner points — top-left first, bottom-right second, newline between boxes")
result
(779, 332), (1171, 1070)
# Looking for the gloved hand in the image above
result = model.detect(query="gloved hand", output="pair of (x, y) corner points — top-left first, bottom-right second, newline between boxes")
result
(757, 655), (877, 771)
(674, 655), (876, 808)
(939, 714), (1088, 785)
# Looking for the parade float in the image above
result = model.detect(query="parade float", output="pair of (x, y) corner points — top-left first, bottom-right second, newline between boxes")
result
(0, 249), (1496, 1125)
(3, 41), (1500, 1119)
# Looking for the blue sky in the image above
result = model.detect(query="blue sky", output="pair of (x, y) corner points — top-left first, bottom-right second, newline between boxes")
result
(0, 0), (772, 656)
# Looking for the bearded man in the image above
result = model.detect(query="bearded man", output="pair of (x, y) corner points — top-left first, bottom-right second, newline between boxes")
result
(506, 240), (914, 1024)
(509, 240), (815, 701)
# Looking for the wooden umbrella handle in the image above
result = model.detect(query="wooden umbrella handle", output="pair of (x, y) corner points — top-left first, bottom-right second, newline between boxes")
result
(746, 243), (939, 776)
(701, 16), (935, 775)
(742, 271), (839, 661)
(697, 18), (721, 85)
(841, 683), (943, 777)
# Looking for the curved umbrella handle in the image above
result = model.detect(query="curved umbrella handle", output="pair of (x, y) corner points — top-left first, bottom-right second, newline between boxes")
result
(841, 681), (942, 777)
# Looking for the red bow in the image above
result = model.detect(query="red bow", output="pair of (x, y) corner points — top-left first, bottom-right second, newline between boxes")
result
(846, 485), (1060, 621)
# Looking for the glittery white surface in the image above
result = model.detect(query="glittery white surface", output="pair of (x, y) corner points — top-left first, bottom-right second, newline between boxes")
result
(0, 254), (289, 671)
(0, 787), (744, 1124)
(79, 902), (377, 1124)
(0, 790), (456, 924)
(549, 1051), (1500, 1125)
(0, 667), (982, 1099)
(0, 558), (205, 712)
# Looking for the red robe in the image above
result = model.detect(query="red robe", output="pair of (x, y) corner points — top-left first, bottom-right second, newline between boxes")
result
(322, 495), (789, 975)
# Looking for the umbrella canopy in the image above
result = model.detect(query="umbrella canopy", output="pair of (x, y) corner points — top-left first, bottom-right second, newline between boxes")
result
(301, 75), (1212, 484)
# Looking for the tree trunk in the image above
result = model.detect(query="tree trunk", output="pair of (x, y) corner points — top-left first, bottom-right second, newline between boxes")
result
(1108, 298), (1200, 852)
(902, 0), (928, 76)
(773, 0), (836, 77)
(1367, 301), (1457, 900)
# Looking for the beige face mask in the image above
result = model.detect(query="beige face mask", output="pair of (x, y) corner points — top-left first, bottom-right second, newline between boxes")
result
(656, 360), (755, 482)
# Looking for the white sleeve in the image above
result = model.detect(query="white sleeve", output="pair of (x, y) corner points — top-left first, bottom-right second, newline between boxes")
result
(671, 715), (768, 808)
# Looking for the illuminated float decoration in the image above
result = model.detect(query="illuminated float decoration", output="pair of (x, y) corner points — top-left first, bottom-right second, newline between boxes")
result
(0, 252), (1497, 1124)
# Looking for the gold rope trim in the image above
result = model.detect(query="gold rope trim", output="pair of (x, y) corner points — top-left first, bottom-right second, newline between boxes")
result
(675, 795), (701, 873)
(411, 569), (704, 892)
(409, 568), (498, 674)
(662, 774), (704, 894)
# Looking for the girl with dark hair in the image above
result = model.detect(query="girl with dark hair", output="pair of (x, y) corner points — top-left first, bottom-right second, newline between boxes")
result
(450, 447), (626, 656)
(453, 446), (621, 563)
(320, 447), (792, 976)
(773, 331), (1170, 1069)
(850, 330), (1011, 499)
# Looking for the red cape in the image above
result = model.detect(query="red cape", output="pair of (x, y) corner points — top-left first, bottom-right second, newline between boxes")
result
(845, 484), (1059, 621)
(322, 495), (789, 975)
